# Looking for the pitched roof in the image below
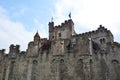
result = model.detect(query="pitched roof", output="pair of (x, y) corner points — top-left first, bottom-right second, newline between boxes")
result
(34, 32), (40, 38)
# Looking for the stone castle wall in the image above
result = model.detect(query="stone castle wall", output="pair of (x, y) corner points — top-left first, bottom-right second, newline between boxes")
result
(0, 19), (120, 80)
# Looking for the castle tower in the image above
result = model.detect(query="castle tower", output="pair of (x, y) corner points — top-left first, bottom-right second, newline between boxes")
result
(48, 21), (54, 40)
(9, 44), (20, 58)
(67, 19), (76, 37)
(48, 19), (76, 40)
(34, 31), (40, 45)
(56, 19), (75, 39)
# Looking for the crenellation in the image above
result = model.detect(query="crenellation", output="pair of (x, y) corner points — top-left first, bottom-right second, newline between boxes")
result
(0, 49), (5, 54)
(58, 25), (61, 28)
(65, 20), (68, 23)
(0, 19), (120, 80)
(61, 23), (65, 26)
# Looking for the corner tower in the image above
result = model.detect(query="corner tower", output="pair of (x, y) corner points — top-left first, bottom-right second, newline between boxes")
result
(48, 21), (54, 40)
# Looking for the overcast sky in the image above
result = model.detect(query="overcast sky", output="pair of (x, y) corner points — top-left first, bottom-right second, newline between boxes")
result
(0, 0), (120, 52)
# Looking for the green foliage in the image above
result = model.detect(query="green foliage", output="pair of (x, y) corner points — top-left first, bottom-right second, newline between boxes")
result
(113, 42), (120, 47)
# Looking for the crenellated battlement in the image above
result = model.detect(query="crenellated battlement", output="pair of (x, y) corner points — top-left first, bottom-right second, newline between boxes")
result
(73, 25), (113, 42)
(54, 19), (74, 28)
(0, 49), (6, 59)
(0, 49), (5, 54)
(9, 44), (20, 53)
(0, 19), (115, 57)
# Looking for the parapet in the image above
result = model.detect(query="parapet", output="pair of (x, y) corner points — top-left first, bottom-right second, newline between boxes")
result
(53, 19), (74, 29)
(0, 49), (5, 55)
(9, 44), (20, 58)
(73, 25), (113, 41)
(0, 49), (5, 53)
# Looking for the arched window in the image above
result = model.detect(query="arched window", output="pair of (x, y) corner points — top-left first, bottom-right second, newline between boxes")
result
(111, 59), (120, 79)
(60, 59), (64, 63)
(59, 59), (68, 80)
(103, 38), (105, 43)
(33, 60), (38, 65)
(100, 38), (106, 44)
(100, 39), (103, 44)
(51, 59), (56, 73)
(112, 59), (119, 64)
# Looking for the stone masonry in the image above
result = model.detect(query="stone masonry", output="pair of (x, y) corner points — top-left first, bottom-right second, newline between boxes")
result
(0, 19), (120, 80)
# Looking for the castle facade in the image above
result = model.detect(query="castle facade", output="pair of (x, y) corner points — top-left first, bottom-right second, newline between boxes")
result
(0, 19), (120, 80)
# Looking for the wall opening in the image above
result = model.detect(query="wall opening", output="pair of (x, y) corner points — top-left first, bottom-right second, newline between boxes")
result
(31, 60), (38, 80)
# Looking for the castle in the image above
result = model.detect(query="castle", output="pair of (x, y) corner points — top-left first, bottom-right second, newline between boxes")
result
(0, 19), (120, 80)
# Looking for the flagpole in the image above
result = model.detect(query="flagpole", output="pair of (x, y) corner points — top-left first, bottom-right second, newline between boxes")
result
(69, 12), (71, 19)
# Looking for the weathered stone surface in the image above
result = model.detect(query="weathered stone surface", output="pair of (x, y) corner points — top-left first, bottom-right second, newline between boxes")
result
(0, 19), (120, 80)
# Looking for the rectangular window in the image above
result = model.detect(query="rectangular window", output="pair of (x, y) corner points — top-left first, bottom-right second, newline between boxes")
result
(59, 33), (61, 37)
